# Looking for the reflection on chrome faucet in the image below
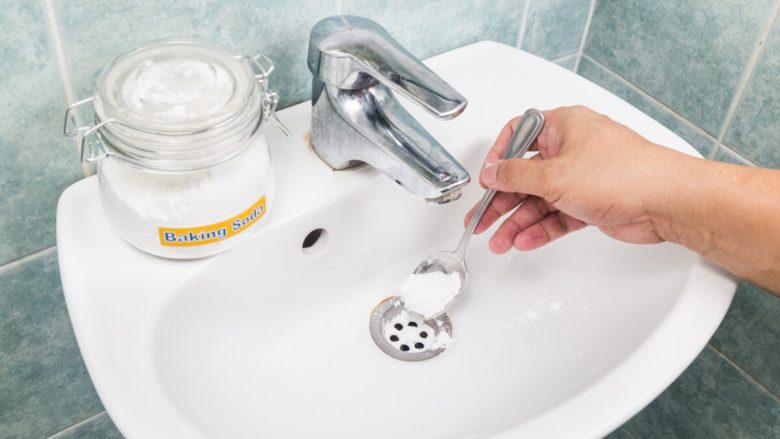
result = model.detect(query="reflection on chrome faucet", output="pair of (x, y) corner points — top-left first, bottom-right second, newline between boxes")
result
(307, 15), (470, 203)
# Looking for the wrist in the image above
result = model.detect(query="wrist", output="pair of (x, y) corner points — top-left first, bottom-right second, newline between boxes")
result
(641, 147), (707, 248)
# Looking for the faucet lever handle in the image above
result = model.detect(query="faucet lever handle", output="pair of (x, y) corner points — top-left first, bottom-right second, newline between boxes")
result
(308, 15), (468, 120)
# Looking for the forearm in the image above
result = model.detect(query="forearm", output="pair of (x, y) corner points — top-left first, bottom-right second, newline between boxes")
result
(649, 152), (780, 294)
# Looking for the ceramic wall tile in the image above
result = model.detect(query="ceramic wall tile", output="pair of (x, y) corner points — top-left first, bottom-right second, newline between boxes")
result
(0, 251), (103, 438)
(724, 19), (780, 169)
(0, 1), (84, 265)
(341, 0), (525, 59)
(584, 0), (774, 136)
(521, 0), (590, 60)
(577, 57), (716, 156)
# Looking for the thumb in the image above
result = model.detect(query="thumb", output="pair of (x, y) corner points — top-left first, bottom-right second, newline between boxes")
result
(480, 157), (552, 197)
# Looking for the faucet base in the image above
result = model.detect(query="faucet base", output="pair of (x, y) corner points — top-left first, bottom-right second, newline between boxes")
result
(310, 82), (470, 199)
(309, 138), (366, 171)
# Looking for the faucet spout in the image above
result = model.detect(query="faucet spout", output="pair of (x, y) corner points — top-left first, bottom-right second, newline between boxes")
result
(307, 15), (470, 200)
(308, 15), (467, 119)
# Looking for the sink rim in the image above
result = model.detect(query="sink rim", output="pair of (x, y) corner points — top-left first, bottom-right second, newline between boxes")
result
(56, 41), (737, 438)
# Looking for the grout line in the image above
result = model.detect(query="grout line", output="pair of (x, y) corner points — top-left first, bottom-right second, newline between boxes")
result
(0, 246), (57, 274)
(715, 144), (758, 166)
(581, 54), (718, 145)
(714, 0), (780, 146)
(705, 140), (721, 160)
(550, 52), (578, 65)
(42, 0), (92, 177)
(43, 0), (75, 108)
(573, 0), (597, 72)
(709, 344), (780, 403)
(706, 143), (720, 160)
(515, 0), (532, 49)
(47, 412), (106, 439)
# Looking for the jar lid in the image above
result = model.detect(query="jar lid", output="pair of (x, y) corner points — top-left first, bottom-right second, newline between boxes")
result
(74, 38), (278, 172)
(94, 38), (256, 134)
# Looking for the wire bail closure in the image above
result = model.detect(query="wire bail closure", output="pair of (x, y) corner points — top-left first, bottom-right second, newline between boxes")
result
(249, 53), (289, 137)
(63, 97), (114, 163)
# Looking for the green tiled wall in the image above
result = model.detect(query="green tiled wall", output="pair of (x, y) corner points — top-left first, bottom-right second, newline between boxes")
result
(520, 0), (591, 60)
(1, 1), (586, 437)
(0, 250), (103, 438)
(0, 1), (83, 266)
(581, 1), (780, 437)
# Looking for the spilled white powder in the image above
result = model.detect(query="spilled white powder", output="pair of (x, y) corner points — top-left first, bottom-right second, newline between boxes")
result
(399, 271), (461, 319)
(548, 300), (563, 312)
(523, 310), (540, 321)
(431, 330), (452, 350)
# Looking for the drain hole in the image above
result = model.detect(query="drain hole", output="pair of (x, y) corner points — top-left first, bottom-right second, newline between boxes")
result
(302, 228), (327, 254)
(369, 297), (453, 362)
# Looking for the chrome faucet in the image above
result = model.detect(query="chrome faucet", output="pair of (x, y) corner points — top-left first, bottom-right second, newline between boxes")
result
(306, 15), (470, 203)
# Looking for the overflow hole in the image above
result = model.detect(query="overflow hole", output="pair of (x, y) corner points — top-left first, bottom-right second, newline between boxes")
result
(302, 228), (328, 254)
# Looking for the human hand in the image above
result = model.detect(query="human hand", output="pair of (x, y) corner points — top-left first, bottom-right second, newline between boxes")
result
(464, 105), (692, 254)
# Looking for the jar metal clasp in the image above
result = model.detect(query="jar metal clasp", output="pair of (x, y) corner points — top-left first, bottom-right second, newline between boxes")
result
(247, 53), (290, 137)
(63, 97), (116, 163)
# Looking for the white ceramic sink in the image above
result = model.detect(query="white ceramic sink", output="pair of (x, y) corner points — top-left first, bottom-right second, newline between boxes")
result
(57, 42), (737, 438)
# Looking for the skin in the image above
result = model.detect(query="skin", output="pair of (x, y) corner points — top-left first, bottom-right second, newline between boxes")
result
(464, 105), (780, 295)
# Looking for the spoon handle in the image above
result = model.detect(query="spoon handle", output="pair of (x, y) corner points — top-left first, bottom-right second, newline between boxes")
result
(455, 108), (545, 256)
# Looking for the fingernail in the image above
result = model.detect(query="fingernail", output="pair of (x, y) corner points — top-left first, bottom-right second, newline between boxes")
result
(482, 161), (499, 186)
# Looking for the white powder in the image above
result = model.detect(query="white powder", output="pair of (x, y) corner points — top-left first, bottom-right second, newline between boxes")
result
(523, 310), (540, 321)
(98, 137), (273, 258)
(431, 330), (453, 350)
(121, 58), (234, 122)
(548, 300), (563, 312)
(399, 271), (461, 319)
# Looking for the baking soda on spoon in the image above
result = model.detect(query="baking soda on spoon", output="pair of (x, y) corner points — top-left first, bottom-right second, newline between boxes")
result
(400, 271), (462, 319)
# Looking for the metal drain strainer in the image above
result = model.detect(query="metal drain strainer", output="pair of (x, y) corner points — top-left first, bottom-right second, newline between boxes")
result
(370, 296), (452, 361)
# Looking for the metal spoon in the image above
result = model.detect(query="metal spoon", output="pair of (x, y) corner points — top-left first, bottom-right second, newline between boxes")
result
(407, 108), (546, 317)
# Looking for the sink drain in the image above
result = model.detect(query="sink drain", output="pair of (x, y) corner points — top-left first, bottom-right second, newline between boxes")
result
(369, 296), (452, 361)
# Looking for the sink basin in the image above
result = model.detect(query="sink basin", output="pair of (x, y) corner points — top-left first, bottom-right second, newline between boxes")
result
(57, 41), (737, 438)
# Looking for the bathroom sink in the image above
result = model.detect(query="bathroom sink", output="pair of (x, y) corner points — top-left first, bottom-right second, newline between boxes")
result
(57, 41), (736, 438)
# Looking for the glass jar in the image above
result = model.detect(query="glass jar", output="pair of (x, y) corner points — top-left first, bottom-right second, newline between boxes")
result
(64, 38), (280, 259)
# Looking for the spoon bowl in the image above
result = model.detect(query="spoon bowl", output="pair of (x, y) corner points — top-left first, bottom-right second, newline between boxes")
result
(412, 250), (468, 311)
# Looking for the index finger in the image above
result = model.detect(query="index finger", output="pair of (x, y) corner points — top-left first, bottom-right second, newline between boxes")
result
(484, 116), (520, 164)
(485, 115), (541, 164)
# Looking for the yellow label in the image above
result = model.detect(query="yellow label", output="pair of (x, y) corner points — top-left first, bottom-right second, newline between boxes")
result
(158, 196), (267, 247)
